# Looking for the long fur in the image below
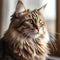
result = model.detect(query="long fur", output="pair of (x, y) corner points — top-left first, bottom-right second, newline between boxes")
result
(0, 1), (50, 60)
(0, 23), (49, 60)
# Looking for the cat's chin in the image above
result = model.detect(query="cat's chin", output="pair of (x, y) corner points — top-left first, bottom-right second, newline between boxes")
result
(34, 34), (40, 38)
(26, 34), (40, 39)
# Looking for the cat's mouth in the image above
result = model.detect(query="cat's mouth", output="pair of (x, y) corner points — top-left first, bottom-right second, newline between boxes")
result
(17, 28), (39, 38)
(21, 31), (39, 38)
(22, 32), (31, 38)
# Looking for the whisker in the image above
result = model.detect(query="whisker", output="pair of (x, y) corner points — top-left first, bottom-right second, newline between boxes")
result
(49, 32), (60, 35)
(24, 32), (32, 39)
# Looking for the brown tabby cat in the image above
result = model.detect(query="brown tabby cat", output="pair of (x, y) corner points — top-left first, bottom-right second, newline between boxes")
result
(0, 0), (50, 60)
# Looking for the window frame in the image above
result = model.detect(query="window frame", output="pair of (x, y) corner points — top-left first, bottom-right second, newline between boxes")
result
(55, 0), (60, 56)
(0, 0), (3, 37)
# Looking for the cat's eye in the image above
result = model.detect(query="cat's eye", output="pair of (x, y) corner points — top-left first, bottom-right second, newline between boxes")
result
(41, 23), (44, 25)
(16, 19), (20, 22)
(28, 19), (33, 24)
(24, 19), (33, 26)
(39, 19), (42, 24)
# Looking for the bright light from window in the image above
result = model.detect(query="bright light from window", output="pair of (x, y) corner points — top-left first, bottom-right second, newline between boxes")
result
(44, 0), (56, 20)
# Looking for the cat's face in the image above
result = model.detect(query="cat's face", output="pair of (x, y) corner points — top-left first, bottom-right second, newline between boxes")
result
(10, 1), (47, 39)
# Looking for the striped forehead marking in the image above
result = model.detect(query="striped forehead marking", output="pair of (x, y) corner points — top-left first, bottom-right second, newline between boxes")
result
(31, 10), (39, 23)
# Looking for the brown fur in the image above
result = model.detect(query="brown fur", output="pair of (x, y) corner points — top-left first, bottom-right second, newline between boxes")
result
(0, 1), (50, 60)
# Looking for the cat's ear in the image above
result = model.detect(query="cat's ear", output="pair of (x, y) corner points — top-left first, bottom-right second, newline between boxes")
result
(37, 4), (47, 12)
(15, 0), (26, 16)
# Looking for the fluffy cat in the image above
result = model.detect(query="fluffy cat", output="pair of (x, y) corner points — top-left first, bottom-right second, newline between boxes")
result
(0, 0), (50, 60)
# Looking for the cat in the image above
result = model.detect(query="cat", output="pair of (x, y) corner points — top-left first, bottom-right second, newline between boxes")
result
(0, 0), (51, 60)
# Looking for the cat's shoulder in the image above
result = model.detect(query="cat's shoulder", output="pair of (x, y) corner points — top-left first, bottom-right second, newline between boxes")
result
(0, 38), (14, 60)
(0, 38), (4, 60)
(0, 38), (4, 50)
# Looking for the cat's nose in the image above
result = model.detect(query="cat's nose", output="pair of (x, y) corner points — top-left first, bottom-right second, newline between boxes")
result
(35, 24), (40, 32)
(33, 23), (40, 32)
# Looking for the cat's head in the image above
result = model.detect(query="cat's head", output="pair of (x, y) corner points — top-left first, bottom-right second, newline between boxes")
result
(9, 0), (47, 39)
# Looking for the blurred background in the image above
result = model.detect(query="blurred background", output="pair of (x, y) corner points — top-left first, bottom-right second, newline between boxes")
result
(0, 0), (60, 58)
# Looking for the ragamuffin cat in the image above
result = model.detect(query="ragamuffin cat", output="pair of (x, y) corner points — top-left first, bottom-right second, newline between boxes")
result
(0, 0), (51, 60)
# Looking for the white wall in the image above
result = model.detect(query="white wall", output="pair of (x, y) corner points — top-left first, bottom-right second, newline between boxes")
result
(1, 0), (17, 37)
(22, 0), (56, 20)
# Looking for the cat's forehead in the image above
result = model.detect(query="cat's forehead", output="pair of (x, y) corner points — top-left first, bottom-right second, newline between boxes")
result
(24, 9), (40, 19)
(26, 9), (40, 15)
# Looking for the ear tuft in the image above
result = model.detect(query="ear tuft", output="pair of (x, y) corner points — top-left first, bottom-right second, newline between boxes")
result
(37, 4), (47, 11)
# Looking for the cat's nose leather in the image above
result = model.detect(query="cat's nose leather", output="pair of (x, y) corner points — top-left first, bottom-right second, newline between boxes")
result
(33, 23), (40, 32)
(35, 24), (40, 32)
(37, 23), (40, 30)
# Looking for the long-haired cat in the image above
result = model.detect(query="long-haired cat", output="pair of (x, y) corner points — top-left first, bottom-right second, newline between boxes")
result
(0, 0), (50, 60)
